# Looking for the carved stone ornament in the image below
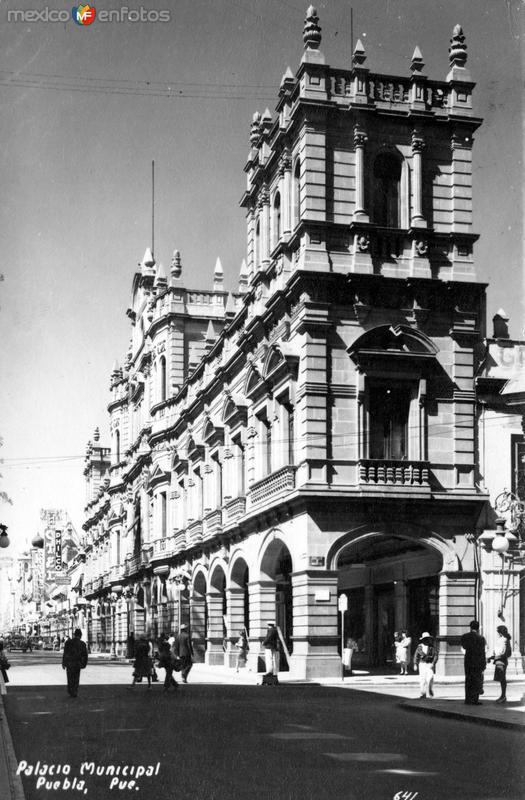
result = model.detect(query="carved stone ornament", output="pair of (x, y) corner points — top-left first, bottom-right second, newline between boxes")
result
(353, 126), (367, 148)
(357, 234), (370, 253)
(449, 24), (467, 69)
(411, 130), (425, 153)
(415, 239), (428, 256)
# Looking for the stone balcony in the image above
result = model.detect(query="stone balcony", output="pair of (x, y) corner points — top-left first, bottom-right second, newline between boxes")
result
(124, 554), (141, 576)
(249, 466), (297, 507)
(187, 520), (203, 546)
(203, 509), (222, 541)
(223, 496), (246, 525)
(358, 459), (430, 490)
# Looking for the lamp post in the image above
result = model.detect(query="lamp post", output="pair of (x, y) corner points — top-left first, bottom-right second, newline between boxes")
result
(0, 524), (10, 549)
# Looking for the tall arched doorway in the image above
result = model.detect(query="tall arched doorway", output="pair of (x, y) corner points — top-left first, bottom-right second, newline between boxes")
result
(191, 571), (207, 662)
(260, 539), (293, 669)
(228, 557), (250, 667)
(336, 534), (442, 670)
(207, 565), (227, 665)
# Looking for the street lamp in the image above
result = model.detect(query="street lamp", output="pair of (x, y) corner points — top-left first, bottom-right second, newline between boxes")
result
(0, 524), (10, 548)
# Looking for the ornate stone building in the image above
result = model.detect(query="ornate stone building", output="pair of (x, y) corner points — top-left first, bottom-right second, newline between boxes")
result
(81, 10), (522, 676)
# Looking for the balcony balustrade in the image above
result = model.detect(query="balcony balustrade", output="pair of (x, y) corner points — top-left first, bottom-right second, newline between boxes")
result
(173, 530), (187, 552)
(187, 520), (203, 546)
(358, 459), (430, 487)
(223, 496), (246, 525)
(203, 510), (222, 540)
(125, 554), (141, 576)
(249, 466), (297, 506)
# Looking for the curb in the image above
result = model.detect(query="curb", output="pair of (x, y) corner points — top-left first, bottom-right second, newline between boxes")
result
(0, 696), (25, 800)
(399, 700), (525, 731)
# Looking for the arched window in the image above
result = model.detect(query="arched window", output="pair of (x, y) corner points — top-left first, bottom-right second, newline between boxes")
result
(159, 356), (167, 402)
(272, 192), (281, 250)
(255, 217), (261, 268)
(373, 153), (401, 227)
(292, 160), (300, 229)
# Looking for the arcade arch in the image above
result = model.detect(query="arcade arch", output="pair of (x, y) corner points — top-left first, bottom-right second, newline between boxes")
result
(330, 529), (447, 669)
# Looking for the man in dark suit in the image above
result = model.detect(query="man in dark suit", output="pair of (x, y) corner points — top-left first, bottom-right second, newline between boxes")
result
(460, 620), (486, 705)
(175, 624), (194, 683)
(62, 628), (88, 697)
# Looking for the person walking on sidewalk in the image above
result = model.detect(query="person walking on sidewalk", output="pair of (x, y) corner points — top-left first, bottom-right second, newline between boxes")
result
(157, 639), (178, 692)
(262, 622), (280, 684)
(131, 636), (153, 688)
(62, 629), (88, 698)
(413, 632), (438, 698)
(460, 619), (486, 705)
(488, 624), (512, 704)
(175, 624), (194, 684)
(235, 630), (249, 672)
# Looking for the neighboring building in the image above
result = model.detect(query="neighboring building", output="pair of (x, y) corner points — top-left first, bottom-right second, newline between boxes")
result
(81, 12), (521, 676)
(0, 556), (14, 633)
(476, 311), (525, 667)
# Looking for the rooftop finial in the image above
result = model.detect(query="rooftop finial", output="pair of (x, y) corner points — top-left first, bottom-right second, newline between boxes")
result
(170, 249), (182, 280)
(303, 6), (321, 50)
(238, 258), (248, 293)
(411, 46), (424, 74)
(213, 257), (224, 291)
(352, 39), (366, 68)
(154, 261), (167, 289)
(250, 111), (261, 147)
(449, 24), (467, 69)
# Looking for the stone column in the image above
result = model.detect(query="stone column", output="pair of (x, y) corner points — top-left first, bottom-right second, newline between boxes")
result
(353, 125), (369, 222)
(205, 591), (225, 666)
(282, 154), (292, 237)
(225, 587), (246, 668)
(394, 580), (408, 631)
(247, 579), (276, 672)
(261, 187), (270, 265)
(190, 593), (206, 663)
(437, 571), (477, 676)
(411, 130), (426, 226)
(290, 570), (340, 679)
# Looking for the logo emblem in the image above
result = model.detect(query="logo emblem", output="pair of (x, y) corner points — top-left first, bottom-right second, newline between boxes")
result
(72, 4), (96, 25)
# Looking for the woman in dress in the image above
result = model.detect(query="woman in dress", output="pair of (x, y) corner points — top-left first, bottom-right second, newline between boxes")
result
(489, 625), (512, 703)
(235, 630), (249, 672)
(395, 630), (412, 675)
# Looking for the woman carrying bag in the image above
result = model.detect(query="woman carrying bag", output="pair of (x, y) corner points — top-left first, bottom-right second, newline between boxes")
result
(488, 625), (512, 704)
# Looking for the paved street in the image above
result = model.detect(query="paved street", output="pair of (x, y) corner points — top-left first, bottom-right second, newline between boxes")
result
(1, 653), (524, 800)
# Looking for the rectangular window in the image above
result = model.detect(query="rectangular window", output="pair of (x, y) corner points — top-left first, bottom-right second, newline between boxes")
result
(160, 492), (167, 538)
(511, 434), (525, 500)
(212, 453), (223, 509)
(233, 436), (245, 496)
(369, 383), (411, 460)
(257, 411), (272, 477)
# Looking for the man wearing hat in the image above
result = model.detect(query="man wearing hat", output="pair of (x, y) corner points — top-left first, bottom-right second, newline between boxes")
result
(62, 628), (88, 697)
(262, 622), (280, 683)
(460, 620), (486, 705)
(174, 624), (194, 683)
(413, 632), (439, 699)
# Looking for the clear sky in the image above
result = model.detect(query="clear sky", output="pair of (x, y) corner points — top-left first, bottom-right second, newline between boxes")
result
(0, 0), (523, 552)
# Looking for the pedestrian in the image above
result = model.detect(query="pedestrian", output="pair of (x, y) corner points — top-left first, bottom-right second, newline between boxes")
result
(0, 642), (10, 695)
(488, 624), (512, 704)
(62, 628), (88, 698)
(131, 637), (152, 688)
(127, 631), (135, 659)
(413, 631), (438, 698)
(343, 636), (358, 676)
(167, 631), (176, 648)
(148, 636), (159, 683)
(395, 630), (412, 675)
(262, 622), (280, 684)
(157, 639), (178, 692)
(460, 619), (486, 705)
(235, 629), (249, 672)
(174, 624), (194, 684)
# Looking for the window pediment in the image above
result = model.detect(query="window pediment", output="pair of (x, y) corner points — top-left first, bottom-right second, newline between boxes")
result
(348, 324), (438, 373)
(262, 343), (300, 388)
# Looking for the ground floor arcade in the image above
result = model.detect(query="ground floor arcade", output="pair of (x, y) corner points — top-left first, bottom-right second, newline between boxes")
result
(80, 506), (524, 678)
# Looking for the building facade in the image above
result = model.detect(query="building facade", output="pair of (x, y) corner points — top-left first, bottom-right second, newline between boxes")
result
(81, 11), (523, 677)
